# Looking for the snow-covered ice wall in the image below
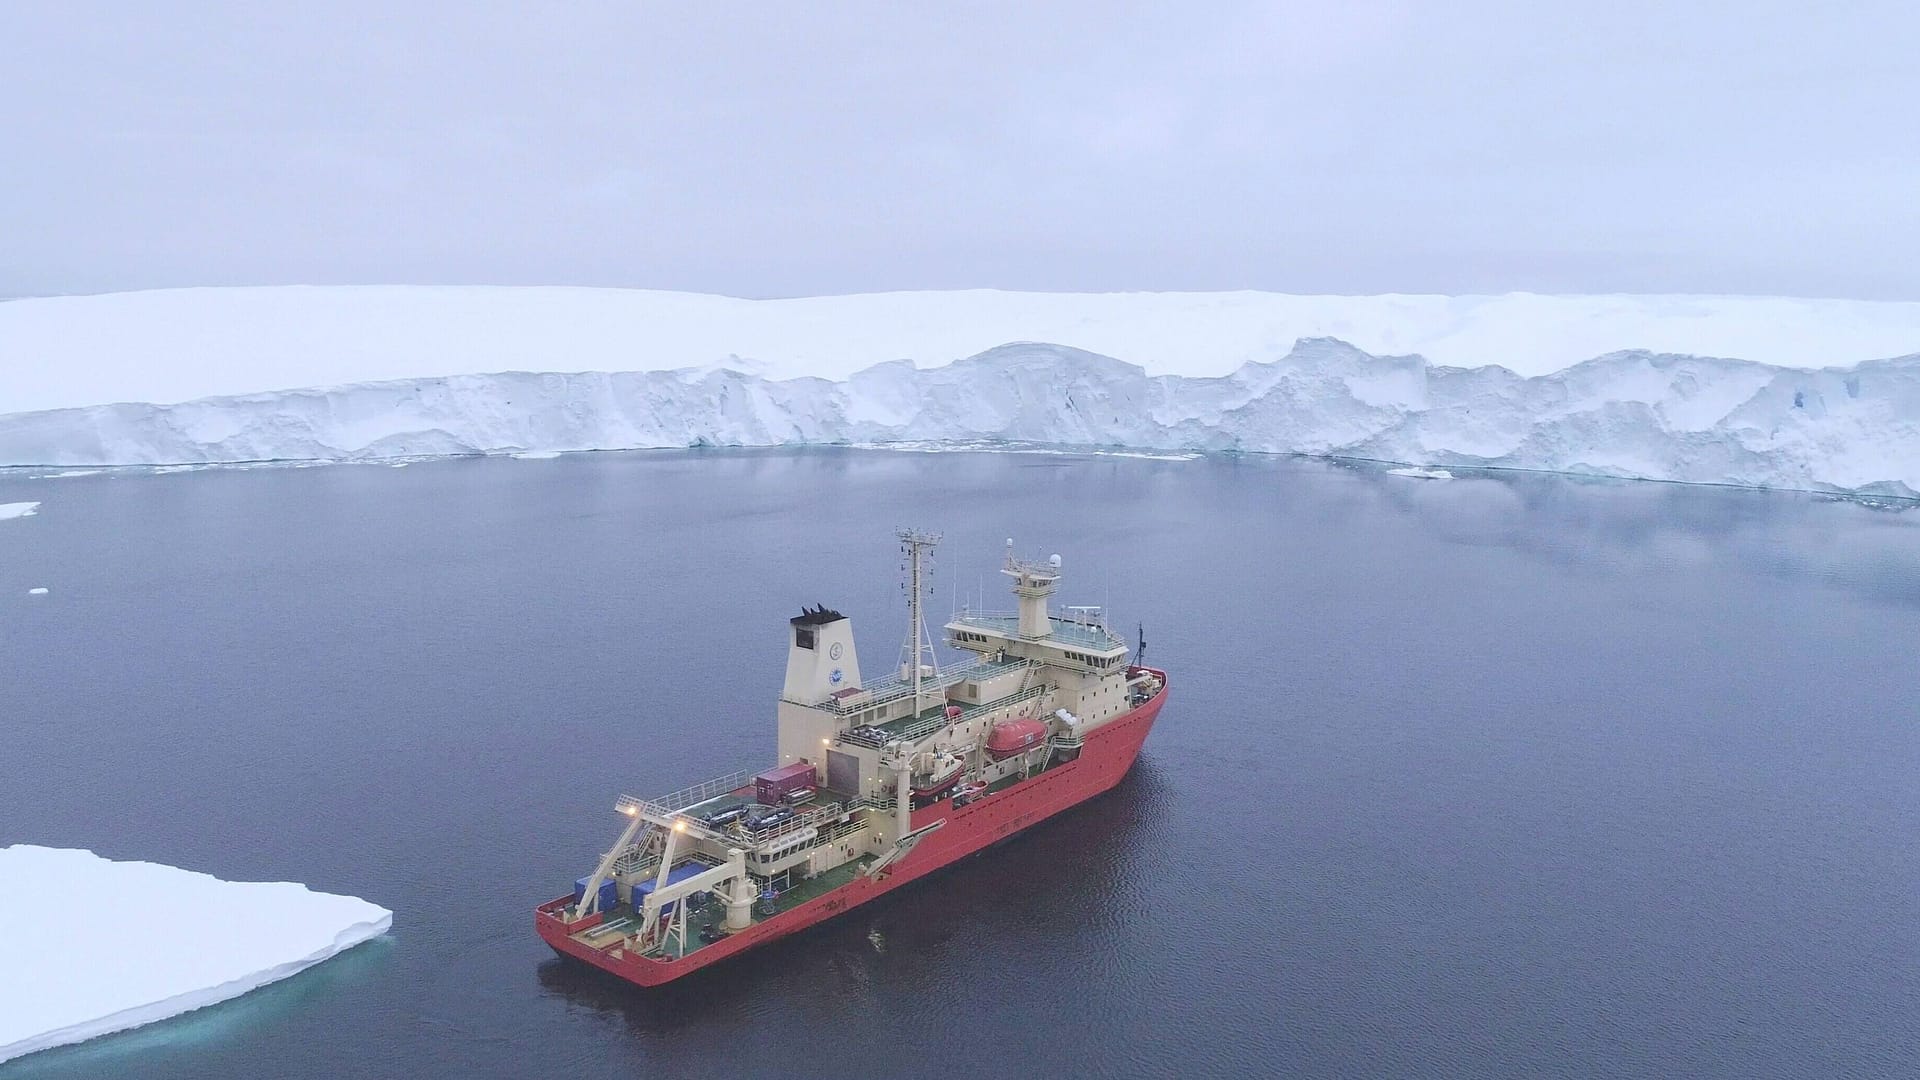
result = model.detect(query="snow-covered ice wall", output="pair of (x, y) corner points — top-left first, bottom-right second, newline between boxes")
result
(1, 286), (1917, 496)
(9, 286), (1920, 410)
(0, 846), (391, 1065)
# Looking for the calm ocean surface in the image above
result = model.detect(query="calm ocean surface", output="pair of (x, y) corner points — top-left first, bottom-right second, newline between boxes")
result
(2, 449), (1916, 1079)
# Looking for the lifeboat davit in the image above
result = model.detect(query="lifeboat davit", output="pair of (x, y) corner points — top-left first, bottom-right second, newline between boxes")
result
(985, 718), (1049, 760)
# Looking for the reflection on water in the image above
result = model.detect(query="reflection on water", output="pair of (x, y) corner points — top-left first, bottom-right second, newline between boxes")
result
(1342, 458), (1920, 608)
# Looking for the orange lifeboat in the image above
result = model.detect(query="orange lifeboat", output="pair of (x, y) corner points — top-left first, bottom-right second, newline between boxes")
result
(985, 718), (1049, 759)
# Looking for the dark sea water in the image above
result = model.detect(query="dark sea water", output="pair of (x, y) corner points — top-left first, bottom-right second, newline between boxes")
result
(2, 449), (1917, 1079)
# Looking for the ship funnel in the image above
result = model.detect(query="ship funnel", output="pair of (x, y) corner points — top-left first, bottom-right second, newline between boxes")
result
(782, 604), (860, 703)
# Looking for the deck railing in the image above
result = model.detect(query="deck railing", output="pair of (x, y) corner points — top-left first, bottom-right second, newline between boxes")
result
(614, 768), (907, 852)
(870, 682), (1051, 746)
(834, 659), (1047, 749)
(611, 844), (651, 876)
(724, 791), (899, 847)
(785, 652), (1019, 714)
(950, 610), (1124, 651)
(618, 769), (757, 821)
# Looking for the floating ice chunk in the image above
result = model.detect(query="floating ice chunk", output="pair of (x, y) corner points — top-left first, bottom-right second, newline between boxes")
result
(1387, 466), (1455, 480)
(0, 501), (40, 520)
(27, 587), (48, 595)
(1082, 449), (1199, 461)
(35, 469), (103, 478)
(510, 450), (563, 460)
(0, 846), (392, 1065)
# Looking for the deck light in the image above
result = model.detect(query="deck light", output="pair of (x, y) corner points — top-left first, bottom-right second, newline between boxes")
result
(674, 820), (687, 832)
(619, 804), (637, 816)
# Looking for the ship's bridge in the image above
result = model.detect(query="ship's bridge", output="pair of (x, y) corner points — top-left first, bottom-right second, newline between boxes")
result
(946, 609), (1128, 671)
(943, 546), (1129, 671)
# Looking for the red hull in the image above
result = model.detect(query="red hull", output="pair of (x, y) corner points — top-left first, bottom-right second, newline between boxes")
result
(536, 670), (1168, 986)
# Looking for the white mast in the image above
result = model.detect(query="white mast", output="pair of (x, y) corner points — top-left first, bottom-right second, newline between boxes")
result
(897, 528), (942, 709)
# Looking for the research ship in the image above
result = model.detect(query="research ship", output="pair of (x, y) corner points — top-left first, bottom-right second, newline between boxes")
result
(536, 531), (1169, 986)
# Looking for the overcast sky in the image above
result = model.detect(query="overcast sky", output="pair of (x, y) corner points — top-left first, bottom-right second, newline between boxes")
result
(3, 2), (1916, 300)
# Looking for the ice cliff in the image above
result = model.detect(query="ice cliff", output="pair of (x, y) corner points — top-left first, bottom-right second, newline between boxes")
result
(1, 287), (1917, 497)
(0, 845), (391, 1065)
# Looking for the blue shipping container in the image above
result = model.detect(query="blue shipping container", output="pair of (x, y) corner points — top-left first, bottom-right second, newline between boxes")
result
(574, 875), (619, 913)
(633, 862), (708, 917)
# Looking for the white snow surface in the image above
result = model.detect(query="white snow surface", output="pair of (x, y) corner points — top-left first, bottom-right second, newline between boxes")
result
(8, 285), (1920, 411)
(1, 286), (1918, 497)
(0, 846), (391, 1065)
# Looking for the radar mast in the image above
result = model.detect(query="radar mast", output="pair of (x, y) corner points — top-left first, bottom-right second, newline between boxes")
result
(897, 528), (942, 710)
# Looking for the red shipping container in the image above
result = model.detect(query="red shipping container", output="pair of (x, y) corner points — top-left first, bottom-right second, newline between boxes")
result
(755, 762), (816, 804)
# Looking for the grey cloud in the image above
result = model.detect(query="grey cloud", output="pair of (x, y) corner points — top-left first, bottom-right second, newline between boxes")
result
(2, 1), (1915, 299)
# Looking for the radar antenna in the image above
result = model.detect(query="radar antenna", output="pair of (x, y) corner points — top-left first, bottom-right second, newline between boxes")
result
(897, 528), (942, 709)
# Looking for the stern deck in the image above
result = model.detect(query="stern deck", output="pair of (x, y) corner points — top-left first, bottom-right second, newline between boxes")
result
(565, 853), (879, 961)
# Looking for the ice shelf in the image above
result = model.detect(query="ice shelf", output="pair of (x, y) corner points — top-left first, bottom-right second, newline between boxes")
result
(0, 845), (392, 1065)
(2, 287), (1918, 498)
(7, 285), (1920, 410)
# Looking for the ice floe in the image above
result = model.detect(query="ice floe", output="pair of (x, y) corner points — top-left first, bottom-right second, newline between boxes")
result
(0, 845), (391, 1065)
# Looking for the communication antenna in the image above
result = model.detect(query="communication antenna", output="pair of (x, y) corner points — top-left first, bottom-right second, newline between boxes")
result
(897, 528), (942, 709)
